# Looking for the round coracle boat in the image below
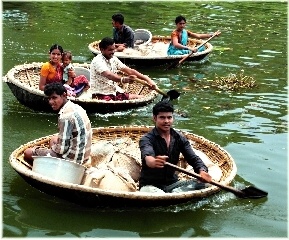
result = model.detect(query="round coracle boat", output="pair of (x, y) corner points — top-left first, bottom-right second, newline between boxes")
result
(88, 36), (213, 66)
(9, 125), (237, 208)
(3, 62), (158, 114)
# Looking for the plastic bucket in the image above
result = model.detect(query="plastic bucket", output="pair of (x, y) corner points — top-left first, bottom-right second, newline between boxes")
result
(32, 156), (85, 184)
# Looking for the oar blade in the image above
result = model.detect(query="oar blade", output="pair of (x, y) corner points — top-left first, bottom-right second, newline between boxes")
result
(161, 90), (180, 101)
(240, 186), (268, 199)
(167, 90), (181, 100)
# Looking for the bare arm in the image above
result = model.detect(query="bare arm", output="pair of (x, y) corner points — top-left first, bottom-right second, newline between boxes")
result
(171, 35), (196, 52)
(145, 155), (167, 168)
(121, 67), (156, 89)
(115, 44), (126, 52)
(199, 170), (212, 183)
(68, 69), (76, 78)
(188, 30), (221, 39)
(39, 75), (47, 91)
(171, 35), (188, 50)
(100, 66), (156, 89)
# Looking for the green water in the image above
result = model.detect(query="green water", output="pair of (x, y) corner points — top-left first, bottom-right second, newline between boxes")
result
(2, 1), (287, 238)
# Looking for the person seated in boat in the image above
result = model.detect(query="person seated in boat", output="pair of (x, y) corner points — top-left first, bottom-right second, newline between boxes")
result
(24, 82), (92, 165)
(112, 13), (134, 52)
(167, 15), (221, 56)
(39, 44), (77, 91)
(90, 37), (156, 101)
(138, 100), (212, 193)
(62, 51), (90, 97)
(38, 44), (64, 91)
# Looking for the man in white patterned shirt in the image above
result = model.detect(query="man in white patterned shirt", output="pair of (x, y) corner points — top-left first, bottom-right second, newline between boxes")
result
(24, 83), (92, 165)
(90, 37), (156, 101)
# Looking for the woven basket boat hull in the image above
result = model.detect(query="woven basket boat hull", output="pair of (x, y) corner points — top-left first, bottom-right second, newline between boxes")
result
(9, 126), (237, 208)
(3, 63), (158, 114)
(88, 36), (213, 66)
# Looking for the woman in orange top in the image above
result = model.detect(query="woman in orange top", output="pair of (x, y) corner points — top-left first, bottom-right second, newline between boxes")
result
(39, 44), (65, 91)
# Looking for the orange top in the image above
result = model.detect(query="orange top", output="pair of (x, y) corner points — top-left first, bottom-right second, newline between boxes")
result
(40, 62), (63, 84)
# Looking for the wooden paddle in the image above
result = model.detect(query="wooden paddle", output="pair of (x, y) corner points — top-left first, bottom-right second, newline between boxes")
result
(166, 31), (219, 70)
(165, 162), (268, 199)
(133, 78), (180, 100)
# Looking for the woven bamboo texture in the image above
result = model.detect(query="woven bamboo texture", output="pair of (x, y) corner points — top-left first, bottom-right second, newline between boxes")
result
(4, 62), (154, 98)
(3, 63), (158, 115)
(10, 125), (237, 199)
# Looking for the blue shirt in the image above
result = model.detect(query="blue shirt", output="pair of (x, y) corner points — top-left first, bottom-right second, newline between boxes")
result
(113, 24), (134, 48)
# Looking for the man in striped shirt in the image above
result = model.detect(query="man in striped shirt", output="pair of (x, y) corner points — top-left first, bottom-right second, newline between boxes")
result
(24, 83), (92, 165)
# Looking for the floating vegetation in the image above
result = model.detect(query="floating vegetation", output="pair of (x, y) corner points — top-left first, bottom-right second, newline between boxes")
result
(209, 70), (257, 91)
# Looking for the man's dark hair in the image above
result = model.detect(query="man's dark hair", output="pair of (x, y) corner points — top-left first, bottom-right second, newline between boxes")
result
(112, 13), (124, 25)
(152, 101), (174, 116)
(99, 37), (115, 50)
(44, 82), (67, 96)
(175, 15), (186, 24)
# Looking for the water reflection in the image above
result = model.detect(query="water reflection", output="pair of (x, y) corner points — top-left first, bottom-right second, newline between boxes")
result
(2, 9), (28, 23)
(13, 197), (212, 237)
(5, 171), (268, 238)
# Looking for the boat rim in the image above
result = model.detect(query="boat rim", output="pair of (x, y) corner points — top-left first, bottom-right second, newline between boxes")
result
(88, 38), (213, 60)
(3, 62), (158, 104)
(9, 125), (237, 200)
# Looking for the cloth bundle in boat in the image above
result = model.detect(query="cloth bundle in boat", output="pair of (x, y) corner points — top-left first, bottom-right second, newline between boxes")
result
(111, 140), (142, 182)
(81, 164), (137, 192)
(83, 141), (115, 168)
(81, 139), (141, 191)
(110, 152), (141, 182)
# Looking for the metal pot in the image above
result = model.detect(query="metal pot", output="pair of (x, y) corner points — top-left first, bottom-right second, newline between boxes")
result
(32, 156), (85, 184)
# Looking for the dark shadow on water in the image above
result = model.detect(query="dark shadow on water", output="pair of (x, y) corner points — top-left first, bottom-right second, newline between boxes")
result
(13, 197), (212, 237)
(5, 174), (214, 237)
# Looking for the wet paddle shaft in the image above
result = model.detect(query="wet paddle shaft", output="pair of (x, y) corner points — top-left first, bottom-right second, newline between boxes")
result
(165, 162), (268, 199)
(133, 78), (180, 100)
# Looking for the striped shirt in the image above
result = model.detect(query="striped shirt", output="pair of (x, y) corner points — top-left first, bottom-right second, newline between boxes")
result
(90, 54), (126, 95)
(52, 100), (92, 164)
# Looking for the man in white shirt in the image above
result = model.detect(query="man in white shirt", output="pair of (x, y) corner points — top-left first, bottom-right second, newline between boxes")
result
(90, 37), (156, 101)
